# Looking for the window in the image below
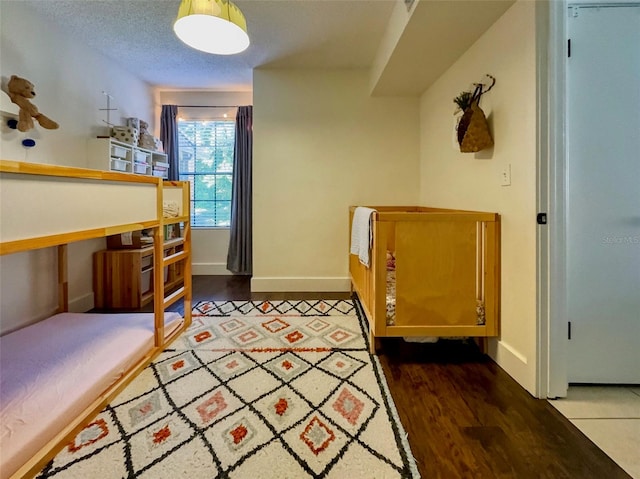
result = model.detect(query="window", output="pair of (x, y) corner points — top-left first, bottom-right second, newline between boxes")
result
(178, 120), (235, 227)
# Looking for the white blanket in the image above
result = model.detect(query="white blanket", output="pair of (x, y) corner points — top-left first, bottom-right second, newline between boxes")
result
(350, 207), (376, 267)
(163, 200), (180, 218)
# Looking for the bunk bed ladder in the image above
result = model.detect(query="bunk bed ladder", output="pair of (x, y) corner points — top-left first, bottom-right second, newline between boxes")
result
(153, 180), (192, 348)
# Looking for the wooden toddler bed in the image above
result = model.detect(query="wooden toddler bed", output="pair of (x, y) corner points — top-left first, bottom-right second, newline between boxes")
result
(0, 160), (192, 479)
(349, 206), (500, 353)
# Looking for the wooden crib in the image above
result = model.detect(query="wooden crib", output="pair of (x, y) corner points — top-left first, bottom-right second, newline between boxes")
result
(349, 206), (500, 353)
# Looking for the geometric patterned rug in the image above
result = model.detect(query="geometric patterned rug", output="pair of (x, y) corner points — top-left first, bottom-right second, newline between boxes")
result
(36, 300), (420, 478)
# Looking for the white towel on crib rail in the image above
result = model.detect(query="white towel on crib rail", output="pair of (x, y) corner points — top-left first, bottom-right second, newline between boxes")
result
(350, 207), (376, 268)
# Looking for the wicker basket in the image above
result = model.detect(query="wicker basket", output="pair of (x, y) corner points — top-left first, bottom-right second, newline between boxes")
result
(457, 100), (493, 153)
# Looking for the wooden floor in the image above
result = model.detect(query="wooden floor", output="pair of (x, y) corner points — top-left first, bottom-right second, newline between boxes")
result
(158, 275), (631, 479)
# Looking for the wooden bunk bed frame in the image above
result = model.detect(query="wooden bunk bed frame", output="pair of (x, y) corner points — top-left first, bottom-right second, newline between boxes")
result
(349, 206), (500, 354)
(0, 160), (192, 479)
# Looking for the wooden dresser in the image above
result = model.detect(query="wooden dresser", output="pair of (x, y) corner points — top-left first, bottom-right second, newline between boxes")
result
(93, 238), (184, 309)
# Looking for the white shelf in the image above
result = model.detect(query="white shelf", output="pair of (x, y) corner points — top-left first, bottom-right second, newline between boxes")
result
(87, 138), (168, 178)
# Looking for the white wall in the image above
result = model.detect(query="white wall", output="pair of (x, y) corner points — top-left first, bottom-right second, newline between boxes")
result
(157, 90), (253, 275)
(418, 1), (538, 394)
(0, 2), (155, 334)
(252, 69), (420, 291)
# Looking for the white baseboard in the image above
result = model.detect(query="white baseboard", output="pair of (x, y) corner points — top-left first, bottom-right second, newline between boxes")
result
(489, 339), (536, 396)
(251, 277), (351, 292)
(69, 292), (95, 313)
(192, 263), (232, 276)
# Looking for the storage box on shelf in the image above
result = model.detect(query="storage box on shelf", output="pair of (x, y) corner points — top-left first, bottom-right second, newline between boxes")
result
(152, 151), (169, 179)
(133, 149), (152, 175)
(105, 141), (132, 172)
(93, 236), (184, 310)
(87, 138), (168, 177)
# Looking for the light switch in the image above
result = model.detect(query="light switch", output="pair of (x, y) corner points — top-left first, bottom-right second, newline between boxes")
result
(501, 164), (511, 186)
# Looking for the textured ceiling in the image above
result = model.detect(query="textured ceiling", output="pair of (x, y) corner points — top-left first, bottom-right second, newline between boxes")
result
(19, 0), (397, 91)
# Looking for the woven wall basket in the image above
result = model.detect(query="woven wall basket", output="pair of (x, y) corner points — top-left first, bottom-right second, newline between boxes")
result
(457, 101), (493, 153)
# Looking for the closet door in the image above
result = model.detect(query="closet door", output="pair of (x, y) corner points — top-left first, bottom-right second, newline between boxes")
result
(566, 4), (640, 383)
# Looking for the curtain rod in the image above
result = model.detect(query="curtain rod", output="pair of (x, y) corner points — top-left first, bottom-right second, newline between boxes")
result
(176, 105), (241, 108)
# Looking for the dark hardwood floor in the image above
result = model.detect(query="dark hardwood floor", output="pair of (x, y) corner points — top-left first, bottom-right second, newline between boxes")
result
(156, 275), (631, 478)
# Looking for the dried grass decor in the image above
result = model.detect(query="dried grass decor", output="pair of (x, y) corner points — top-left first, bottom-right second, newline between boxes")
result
(454, 75), (495, 153)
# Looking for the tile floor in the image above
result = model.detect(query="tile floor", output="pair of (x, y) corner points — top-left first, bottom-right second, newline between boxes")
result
(549, 386), (640, 478)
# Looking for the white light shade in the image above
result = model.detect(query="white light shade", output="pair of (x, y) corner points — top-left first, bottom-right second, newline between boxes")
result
(174, 0), (250, 55)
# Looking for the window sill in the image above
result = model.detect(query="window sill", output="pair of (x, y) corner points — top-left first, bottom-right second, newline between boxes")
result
(191, 226), (231, 230)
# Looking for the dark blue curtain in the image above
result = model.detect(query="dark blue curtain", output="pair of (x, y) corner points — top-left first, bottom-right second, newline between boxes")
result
(226, 106), (253, 275)
(160, 105), (179, 181)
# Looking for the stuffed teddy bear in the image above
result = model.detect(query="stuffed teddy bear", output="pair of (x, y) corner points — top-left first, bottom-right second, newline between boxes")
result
(6, 75), (59, 132)
(138, 119), (157, 150)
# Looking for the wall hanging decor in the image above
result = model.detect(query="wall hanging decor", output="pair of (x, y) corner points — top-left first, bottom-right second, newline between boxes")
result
(454, 74), (495, 153)
(99, 91), (118, 134)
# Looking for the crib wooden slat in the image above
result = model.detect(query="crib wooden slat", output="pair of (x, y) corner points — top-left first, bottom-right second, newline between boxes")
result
(386, 325), (493, 337)
(378, 212), (498, 223)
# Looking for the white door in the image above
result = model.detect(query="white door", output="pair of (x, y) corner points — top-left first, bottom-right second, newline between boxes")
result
(566, 4), (640, 383)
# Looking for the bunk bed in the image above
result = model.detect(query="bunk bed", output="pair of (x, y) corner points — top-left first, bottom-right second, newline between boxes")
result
(349, 206), (500, 354)
(0, 160), (192, 479)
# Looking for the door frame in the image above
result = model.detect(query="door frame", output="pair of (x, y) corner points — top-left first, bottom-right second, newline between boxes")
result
(537, 0), (569, 399)
(538, 0), (639, 397)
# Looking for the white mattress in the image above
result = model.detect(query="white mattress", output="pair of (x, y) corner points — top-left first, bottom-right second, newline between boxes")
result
(0, 312), (183, 479)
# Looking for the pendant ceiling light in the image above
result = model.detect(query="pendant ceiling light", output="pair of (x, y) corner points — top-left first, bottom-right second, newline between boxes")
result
(174, 0), (250, 55)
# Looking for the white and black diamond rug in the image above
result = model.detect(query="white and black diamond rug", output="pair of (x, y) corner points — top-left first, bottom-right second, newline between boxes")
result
(36, 300), (420, 479)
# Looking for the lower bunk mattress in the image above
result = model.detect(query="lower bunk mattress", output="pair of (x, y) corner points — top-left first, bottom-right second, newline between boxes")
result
(0, 311), (183, 479)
